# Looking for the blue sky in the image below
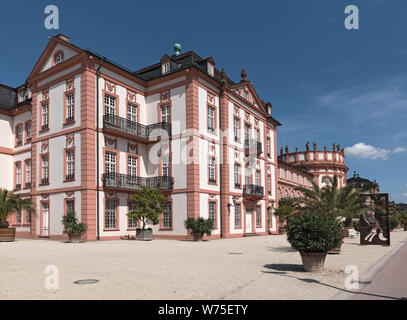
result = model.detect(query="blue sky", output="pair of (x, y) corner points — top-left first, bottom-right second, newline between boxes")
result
(1, 0), (406, 202)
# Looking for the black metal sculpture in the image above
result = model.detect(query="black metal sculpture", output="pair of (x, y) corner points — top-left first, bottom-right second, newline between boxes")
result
(360, 193), (390, 246)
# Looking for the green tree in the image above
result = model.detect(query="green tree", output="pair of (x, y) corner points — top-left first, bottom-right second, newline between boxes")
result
(0, 188), (35, 227)
(128, 185), (166, 230)
(294, 175), (375, 226)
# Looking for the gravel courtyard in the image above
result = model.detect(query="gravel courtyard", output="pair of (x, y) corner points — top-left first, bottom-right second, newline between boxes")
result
(1, 231), (406, 300)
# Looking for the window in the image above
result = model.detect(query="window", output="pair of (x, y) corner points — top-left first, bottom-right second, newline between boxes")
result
(41, 102), (49, 130)
(16, 125), (23, 146)
(207, 106), (215, 132)
(162, 201), (172, 229)
(55, 53), (64, 64)
(66, 93), (74, 123)
(105, 200), (117, 230)
(19, 89), (27, 102)
(245, 167), (251, 185)
(255, 129), (259, 142)
(255, 170), (260, 186)
(26, 121), (32, 143)
(234, 164), (241, 187)
(208, 157), (216, 183)
(235, 203), (241, 228)
(128, 156), (138, 176)
(25, 160), (31, 187)
(233, 118), (240, 142)
(207, 63), (214, 76)
(41, 155), (49, 184)
(244, 124), (250, 141)
(105, 152), (116, 174)
(26, 209), (31, 224)
(161, 104), (170, 123)
(162, 156), (170, 177)
(66, 200), (75, 214)
(162, 63), (170, 74)
(267, 137), (270, 156)
(16, 209), (22, 224)
(128, 201), (137, 229)
(104, 95), (116, 116)
(127, 103), (138, 122)
(268, 175), (272, 195)
(256, 206), (261, 228)
(15, 163), (22, 189)
(66, 150), (75, 180)
(209, 201), (216, 224)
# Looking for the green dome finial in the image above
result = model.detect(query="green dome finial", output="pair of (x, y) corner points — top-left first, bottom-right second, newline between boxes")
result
(173, 43), (182, 56)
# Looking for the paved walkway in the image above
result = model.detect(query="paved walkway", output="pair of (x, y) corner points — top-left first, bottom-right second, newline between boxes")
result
(344, 237), (407, 300)
(1, 231), (407, 299)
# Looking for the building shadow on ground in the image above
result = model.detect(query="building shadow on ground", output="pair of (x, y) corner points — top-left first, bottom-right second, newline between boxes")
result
(262, 264), (401, 300)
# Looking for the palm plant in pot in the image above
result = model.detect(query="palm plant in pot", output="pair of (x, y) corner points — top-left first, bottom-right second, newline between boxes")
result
(61, 211), (87, 243)
(286, 209), (342, 272)
(294, 175), (374, 253)
(0, 188), (35, 242)
(128, 185), (165, 241)
(184, 217), (215, 241)
(275, 197), (296, 234)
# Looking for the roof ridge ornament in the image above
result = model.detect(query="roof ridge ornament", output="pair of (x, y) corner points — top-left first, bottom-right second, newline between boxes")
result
(173, 43), (182, 56)
(240, 68), (247, 82)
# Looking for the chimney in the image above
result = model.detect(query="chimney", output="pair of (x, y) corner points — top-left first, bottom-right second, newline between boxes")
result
(56, 34), (70, 42)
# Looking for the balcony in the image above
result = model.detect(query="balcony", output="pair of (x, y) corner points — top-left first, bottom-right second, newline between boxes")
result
(25, 182), (32, 189)
(244, 139), (262, 156)
(102, 173), (173, 192)
(243, 184), (264, 200)
(103, 115), (171, 143)
(66, 174), (75, 181)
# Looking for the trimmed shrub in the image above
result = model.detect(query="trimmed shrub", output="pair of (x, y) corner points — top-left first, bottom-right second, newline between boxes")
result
(286, 210), (343, 253)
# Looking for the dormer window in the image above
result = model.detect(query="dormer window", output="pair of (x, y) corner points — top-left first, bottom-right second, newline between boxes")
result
(207, 63), (214, 77)
(19, 89), (27, 102)
(162, 62), (170, 74)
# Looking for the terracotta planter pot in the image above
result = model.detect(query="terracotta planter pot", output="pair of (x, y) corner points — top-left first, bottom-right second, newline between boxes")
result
(300, 252), (327, 272)
(69, 233), (82, 243)
(0, 228), (16, 242)
(404, 226), (407, 231)
(193, 233), (204, 241)
(278, 226), (286, 235)
(0, 221), (10, 229)
(136, 229), (153, 241)
(328, 243), (342, 254)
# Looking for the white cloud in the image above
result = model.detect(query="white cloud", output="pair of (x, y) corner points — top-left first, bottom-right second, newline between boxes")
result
(393, 147), (406, 153)
(345, 143), (406, 160)
(402, 193), (407, 197)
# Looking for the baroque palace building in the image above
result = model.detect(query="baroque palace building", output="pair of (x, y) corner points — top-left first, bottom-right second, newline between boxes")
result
(0, 34), (282, 240)
(277, 142), (349, 199)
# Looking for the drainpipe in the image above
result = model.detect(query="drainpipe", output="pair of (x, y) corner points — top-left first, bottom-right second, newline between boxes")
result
(95, 58), (105, 240)
(219, 85), (225, 238)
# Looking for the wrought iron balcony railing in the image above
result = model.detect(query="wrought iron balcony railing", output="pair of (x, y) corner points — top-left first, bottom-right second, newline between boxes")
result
(103, 115), (171, 139)
(243, 184), (264, 198)
(244, 139), (262, 154)
(102, 173), (173, 191)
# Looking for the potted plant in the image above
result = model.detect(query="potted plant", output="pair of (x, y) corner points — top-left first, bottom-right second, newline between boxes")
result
(0, 189), (35, 242)
(275, 198), (296, 235)
(294, 175), (374, 250)
(61, 211), (87, 243)
(128, 185), (165, 241)
(184, 217), (215, 241)
(286, 209), (342, 272)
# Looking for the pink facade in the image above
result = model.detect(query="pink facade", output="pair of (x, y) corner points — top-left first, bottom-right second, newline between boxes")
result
(0, 35), (283, 240)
